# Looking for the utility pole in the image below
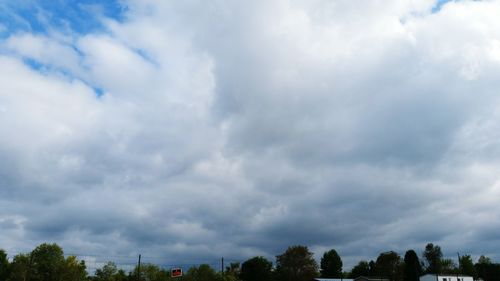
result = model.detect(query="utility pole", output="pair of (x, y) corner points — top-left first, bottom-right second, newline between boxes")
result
(221, 257), (224, 273)
(137, 254), (142, 281)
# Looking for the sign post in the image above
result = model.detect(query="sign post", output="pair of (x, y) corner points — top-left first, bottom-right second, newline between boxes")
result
(171, 268), (183, 278)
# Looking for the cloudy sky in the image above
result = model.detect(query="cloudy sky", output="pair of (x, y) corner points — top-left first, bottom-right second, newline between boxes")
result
(1, 0), (500, 270)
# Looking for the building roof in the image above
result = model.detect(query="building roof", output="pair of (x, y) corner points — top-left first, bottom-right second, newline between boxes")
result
(421, 274), (473, 277)
(354, 276), (390, 281)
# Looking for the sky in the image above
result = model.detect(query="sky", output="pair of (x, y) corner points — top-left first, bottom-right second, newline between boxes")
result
(1, 0), (500, 271)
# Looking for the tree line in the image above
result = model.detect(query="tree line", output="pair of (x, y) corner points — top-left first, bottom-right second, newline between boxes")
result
(1, 243), (499, 281)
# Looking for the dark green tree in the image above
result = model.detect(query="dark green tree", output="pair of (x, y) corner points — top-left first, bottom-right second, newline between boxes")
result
(458, 255), (475, 277)
(30, 243), (65, 281)
(478, 256), (491, 265)
(6, 253), (30, 281)
(240, 256), (273, 281)
(114, 269), (128, 281)
(403, 250), (422, 281)
(184, 264), (219, 281)
(374, 251), (402, 281)
(474, 256), (500, 281)
(275, 245), (318, 281)
(350, 261), (370, 278)
(0, 249), (9, 281)
(369, 260), (377, 276)
(320, 249), (342, 278)
(423, 243), (442, 274)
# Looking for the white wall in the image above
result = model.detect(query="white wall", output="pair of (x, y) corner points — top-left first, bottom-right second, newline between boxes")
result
(420, 274), (473, 281)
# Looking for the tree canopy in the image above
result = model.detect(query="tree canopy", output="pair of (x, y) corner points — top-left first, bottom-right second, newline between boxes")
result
(0, 249), (9, 281)
(2, 242), (499, 281)
(374, 251), (402, 281)
(320, 249), (343, 278)
(459, 255), (475, 277)
(240, 256), (273, 281)
(275, 245), (318, 281)
(350, 261), (371, 278)
(403, 250), (422, 281)
(423, 243), (443, 274)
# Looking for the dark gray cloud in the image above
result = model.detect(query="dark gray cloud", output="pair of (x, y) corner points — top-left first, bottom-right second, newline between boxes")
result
(1, 0), (500, 270)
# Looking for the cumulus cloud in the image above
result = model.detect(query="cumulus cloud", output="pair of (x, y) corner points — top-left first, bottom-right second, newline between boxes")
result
(1, 0), (500, 269)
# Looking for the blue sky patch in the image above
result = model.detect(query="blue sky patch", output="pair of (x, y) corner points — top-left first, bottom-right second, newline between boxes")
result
(432, 0), (454, 13)
(0, 0), (126, 36)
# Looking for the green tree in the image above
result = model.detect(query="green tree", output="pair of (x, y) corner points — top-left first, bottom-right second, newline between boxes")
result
(61, 256), (87, 281)
(458, 255), (475, 277)
(350, 261), (370, 278)
(184, 264), (219, 281)
(320, 249), (342, 278)
(403, 250), (422, 281)
(474, 256), (500, 281)
(440, 259), (456, 274)
(140, 264), (170, 281)
(0, 249), (9, 281)
(374, 251), (402, 281)
(217, 271), (239, 281)
(275, 245), (318, 281)
(30, 243), (65, 281)
(129, 263), (171, 281)
(223, 262), (240, 281)
(240, 257), (272, 281)
(94, 262), (119, 281)
(7, 253), (30, 281)
(226, 262), (240, 276)
(114, 269), (128, 281)
(478, 256), (491, 265)
(423, 243), (442, 274)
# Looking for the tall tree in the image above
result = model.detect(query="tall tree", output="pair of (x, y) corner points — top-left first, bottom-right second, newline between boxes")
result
(275, 245), (318, 281)
(7, 254), (30, 281)
(240, 257), (273, 281)
(0, 249), (9, 281)
(320, 249), (343, 278)
(350, 261), (370, 278)
(369, 260), (377, 276)
(374, 251), (402, 281)
(403, 250), (422, 281)
(458, 255), (475, 277)
(30, 243), (65, 281)
(423, 243), (442, 274)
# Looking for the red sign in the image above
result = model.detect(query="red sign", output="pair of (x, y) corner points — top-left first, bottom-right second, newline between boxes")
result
(171, 268), (182, 278)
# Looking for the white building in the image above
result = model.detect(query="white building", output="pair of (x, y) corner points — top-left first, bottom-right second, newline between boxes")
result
(420, 274), (473, 281)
